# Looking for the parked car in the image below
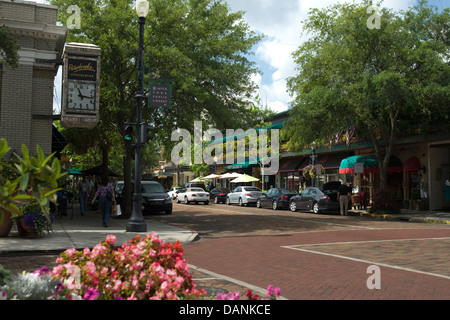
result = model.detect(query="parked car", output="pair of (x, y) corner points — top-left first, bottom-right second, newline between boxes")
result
(226, 186), (263, 206)
(177, 187), (209, 205)
(256, 188), (299, 210)
(209, 188), (228, 204)
(115, 181), (172, 215)
(289, 182), (351, 214)
(167, 187), (181, 199)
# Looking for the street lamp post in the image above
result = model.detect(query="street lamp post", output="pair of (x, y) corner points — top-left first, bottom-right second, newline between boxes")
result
(310, 141), (317, 187)
(127, 0), (149, 233)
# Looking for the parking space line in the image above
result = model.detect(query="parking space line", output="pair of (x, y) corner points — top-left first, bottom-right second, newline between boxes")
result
(282, 237), (450, 281)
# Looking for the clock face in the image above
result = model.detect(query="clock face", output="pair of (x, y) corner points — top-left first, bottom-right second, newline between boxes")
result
(67, 81), (96, 111)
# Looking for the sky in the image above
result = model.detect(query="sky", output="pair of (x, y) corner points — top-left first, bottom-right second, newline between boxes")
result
(31, 0), (448, 114)
(224, 0), (448, 113)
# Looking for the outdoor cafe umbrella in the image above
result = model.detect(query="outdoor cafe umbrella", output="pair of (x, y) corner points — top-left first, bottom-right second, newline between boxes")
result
(203, 173), (222, 179)
(230, 174), (260, 183)
(218, 172), (242, 179)
(191, 176), (210, 182)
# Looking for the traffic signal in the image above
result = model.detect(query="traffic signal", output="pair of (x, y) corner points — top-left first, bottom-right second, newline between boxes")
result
(123, 124), (134, 144)
(142, 125), (155, 144)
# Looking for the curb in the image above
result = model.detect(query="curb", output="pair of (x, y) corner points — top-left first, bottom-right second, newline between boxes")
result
(348, 210), (450, 225)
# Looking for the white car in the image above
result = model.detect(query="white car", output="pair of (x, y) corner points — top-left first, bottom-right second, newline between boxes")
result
(177, 187), (210, 205)
(167, 187), (181, 199)
(226, 186), (263, 206)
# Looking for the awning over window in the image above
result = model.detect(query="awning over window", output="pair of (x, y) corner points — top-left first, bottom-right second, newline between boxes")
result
(386, 155), (403, 173)
(404, 157), (420, 173)
(278, 157), (304, 172)
(339, 155), (404, 174)
(339, 155), (379, 174)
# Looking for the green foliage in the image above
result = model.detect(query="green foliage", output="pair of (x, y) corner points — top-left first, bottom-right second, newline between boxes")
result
(0, 25), (20, 68)
(285, 0), (450, 150)
(0, 138), (66, 223)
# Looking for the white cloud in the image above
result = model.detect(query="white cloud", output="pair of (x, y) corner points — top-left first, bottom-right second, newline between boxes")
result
(226, 0), (417, 113)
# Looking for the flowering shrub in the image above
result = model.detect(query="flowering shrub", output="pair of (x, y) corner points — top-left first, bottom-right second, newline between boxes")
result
(302, 164), (324, 179)
(51, 233), (206, 300)
(1, 233), (283, 301)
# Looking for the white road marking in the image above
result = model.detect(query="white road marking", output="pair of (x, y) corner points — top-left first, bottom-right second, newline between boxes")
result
(282, 237), (450, 281)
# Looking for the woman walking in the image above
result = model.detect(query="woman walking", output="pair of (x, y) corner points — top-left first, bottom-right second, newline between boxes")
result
(92, 176), (116, 227)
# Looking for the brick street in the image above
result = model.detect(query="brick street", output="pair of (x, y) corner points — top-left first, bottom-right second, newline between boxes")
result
(152, 202), (450, 300)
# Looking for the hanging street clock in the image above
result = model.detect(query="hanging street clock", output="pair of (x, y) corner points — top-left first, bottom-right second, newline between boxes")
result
(61, 43), (101, 129)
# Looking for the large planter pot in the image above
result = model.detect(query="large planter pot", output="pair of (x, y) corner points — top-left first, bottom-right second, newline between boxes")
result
(0, 209), (14, 237)
(16, 218), (40, 238)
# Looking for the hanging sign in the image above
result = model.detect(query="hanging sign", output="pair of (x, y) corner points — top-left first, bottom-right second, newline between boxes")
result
(149, 84), (172, 108)
(145, 67), (174, 109)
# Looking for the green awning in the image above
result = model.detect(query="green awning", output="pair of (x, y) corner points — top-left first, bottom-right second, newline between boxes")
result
(339, 155), (379, 174)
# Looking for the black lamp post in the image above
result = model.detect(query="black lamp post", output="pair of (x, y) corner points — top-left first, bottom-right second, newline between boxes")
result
(310, 141), (317, 187)
(126, 0), (149, 232)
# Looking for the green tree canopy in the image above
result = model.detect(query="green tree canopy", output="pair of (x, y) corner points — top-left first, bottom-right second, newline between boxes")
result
(285, 0), (450, 188)
(0, 25), (20, 68)
(51, 0), (267, 215)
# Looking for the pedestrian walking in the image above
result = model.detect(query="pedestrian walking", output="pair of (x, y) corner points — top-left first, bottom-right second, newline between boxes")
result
(78, 176), (90, 215)
(91, 176), (116, 227)
(337, 182), (351, 216)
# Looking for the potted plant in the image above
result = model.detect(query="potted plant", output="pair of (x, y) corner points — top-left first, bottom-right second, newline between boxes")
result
(14, 203), (55, 237)
(0, 138), (66, 237)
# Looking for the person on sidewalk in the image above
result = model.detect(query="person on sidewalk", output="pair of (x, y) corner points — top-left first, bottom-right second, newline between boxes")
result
(91, 176), (116, 227)
(337, 182), (351, 216)
(78, 176), (90, 216)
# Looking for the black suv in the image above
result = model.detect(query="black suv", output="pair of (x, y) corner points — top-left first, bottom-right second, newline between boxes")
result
(115, 181), (172, 215)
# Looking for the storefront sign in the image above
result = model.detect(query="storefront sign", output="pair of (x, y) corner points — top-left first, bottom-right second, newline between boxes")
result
(67, 58), (97, 81)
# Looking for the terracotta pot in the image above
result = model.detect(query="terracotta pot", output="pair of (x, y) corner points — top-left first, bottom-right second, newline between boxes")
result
(0, 209), (14, 237)
(16, 218), (40, 238)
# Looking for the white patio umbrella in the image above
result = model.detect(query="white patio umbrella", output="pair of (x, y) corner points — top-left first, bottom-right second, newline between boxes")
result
(218, 172), (242, 179)
(191, 176), (210, 182)
(203, 173), (222, 179)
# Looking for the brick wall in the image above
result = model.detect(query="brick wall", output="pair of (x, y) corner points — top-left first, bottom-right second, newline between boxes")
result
(0, 0), (66, 156)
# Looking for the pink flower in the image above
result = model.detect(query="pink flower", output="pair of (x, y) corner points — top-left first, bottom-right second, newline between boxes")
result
(83, 288), (100, 300)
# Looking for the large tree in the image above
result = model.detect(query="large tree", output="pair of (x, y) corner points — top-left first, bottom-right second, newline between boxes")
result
(51, 0), (266, 215)
(285, 0), (450, 189)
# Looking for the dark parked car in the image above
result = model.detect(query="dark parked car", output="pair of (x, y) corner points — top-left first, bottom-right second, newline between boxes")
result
(115, 181), (172, 215)
(256, 188), (299, 210)
(289, 182), (351, 214)
(209, 188), (228, 204)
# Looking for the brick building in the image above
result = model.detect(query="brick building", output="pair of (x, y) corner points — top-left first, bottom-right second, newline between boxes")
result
(0, 0), (66, 155)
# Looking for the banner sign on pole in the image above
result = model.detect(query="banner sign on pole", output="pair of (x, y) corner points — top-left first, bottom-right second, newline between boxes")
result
(145, 67), (174, 109)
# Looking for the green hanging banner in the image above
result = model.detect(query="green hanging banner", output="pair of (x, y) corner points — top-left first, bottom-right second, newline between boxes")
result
(145, 67), (174, 109)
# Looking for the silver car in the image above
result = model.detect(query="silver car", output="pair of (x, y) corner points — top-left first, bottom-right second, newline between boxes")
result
(226, 186), (263, 206)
